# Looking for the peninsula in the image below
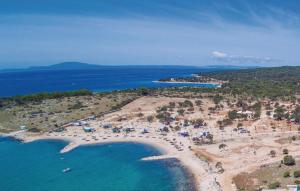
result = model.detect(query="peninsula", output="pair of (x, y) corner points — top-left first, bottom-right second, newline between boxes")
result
(158, 75), (227, 87)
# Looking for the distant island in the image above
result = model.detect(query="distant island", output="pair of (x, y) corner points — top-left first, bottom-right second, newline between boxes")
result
(0, 62), (197, 72)
(28, 62), (108, 70)
(0, 62), (114, 72)
(0, 62), (256, 73)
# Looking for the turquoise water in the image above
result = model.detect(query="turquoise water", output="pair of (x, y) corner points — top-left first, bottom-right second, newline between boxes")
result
(0, 138), (195, 191)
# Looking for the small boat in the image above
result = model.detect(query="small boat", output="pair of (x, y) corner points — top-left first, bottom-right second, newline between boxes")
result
(62, 168), (72, 173)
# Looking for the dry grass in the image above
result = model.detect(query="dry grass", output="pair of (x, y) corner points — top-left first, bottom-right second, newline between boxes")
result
(0, 92), (138, 133)
(233, 160), (300, 190)
(233, 172), (256, 191)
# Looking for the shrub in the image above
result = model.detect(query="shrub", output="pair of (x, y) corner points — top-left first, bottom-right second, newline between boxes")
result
(217, 118), (233, 127)
(69, 101), (84, 110)
(294, 170), (300, 178)
(206, 134), (214, 144)
(147, 115), (154, 123)
(295, 180), (300, 185)
(192, 118), (205, 128)
(273, 106), (286, 120)
(178, 100), (193, 108)
(294, 105), (300, 123)
(215, 162), (224, 173)
(268, 181), (280, 189)
(177, 109), (185, 116)
(137, 87), (150, 96)
(283, 155), (296, 166)
(157, 106), (168, 112)
(169, 102), (176, 108)
(155, 112), (172, 123)
(283, 149), (289, 155)
(228, 110), (238, 120)
(11, 89), (93, 104)
(219, 143), (227, 150)
(195, 100), (202, 106)
(213, 94), (223, 104)
(283, 171), (290, 178)
(270, 150), (276, 157)
(28, 127), (41, 132)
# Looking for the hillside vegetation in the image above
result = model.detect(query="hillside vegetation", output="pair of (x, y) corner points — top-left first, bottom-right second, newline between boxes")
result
(0, 90), (139, 133)
(199, 66), (300, 98)
(2, 66), (300, 133)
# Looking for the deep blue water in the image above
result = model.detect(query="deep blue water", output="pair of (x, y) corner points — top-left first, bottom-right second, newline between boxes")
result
(0, 66), (218, 97)
(0, 138), (195, 191)
(0, 66), (212, 191)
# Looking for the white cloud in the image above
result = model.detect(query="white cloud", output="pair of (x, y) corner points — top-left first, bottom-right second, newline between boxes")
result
(0, 14), (296, 67)
(212, 51), (228, 58)
(211, 51), (282, 65)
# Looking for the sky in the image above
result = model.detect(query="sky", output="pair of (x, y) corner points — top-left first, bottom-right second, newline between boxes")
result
(1, 0), (300, 68)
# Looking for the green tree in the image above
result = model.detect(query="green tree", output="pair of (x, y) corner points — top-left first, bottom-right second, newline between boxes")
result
(228, 110), (238, 120)
(294, 170), (300, 178)
(274, 106), (286, 120)
(283, 171), (290, 178)
(268, 181), (280, 189)
(283, 155), (296, 166)
(293, 105), (300, 123)
(283, 149), (289, 155)
(213, 94), (223, 104)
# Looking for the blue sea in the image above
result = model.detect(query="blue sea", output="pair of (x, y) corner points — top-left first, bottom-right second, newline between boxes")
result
(0, 138), (195, 191)
(0, 65), (219, 97)
(0, 65), (221, 190)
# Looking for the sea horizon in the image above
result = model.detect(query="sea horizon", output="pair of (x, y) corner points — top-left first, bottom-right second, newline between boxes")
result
(0, 65), (223, 97)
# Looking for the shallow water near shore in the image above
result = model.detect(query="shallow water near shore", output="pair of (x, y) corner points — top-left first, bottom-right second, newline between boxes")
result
(0, 137), (196, 191)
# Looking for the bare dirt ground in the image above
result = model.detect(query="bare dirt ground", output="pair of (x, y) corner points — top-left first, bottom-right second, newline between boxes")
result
(13, 96), (300, 191)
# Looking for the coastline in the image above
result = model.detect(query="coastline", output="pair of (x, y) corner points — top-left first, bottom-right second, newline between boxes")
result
(3, 66), (300, 191)
(0, 135), (196, 191)
(4, 96), (225, 191)
(153, 80), (222, 87)
(16, 131), (220, 191)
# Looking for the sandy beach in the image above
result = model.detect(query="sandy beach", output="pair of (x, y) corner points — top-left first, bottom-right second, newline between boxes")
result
(153, 80), (222, 87)
(9, 96), (300, 191)
(21, 127), (221, 191)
